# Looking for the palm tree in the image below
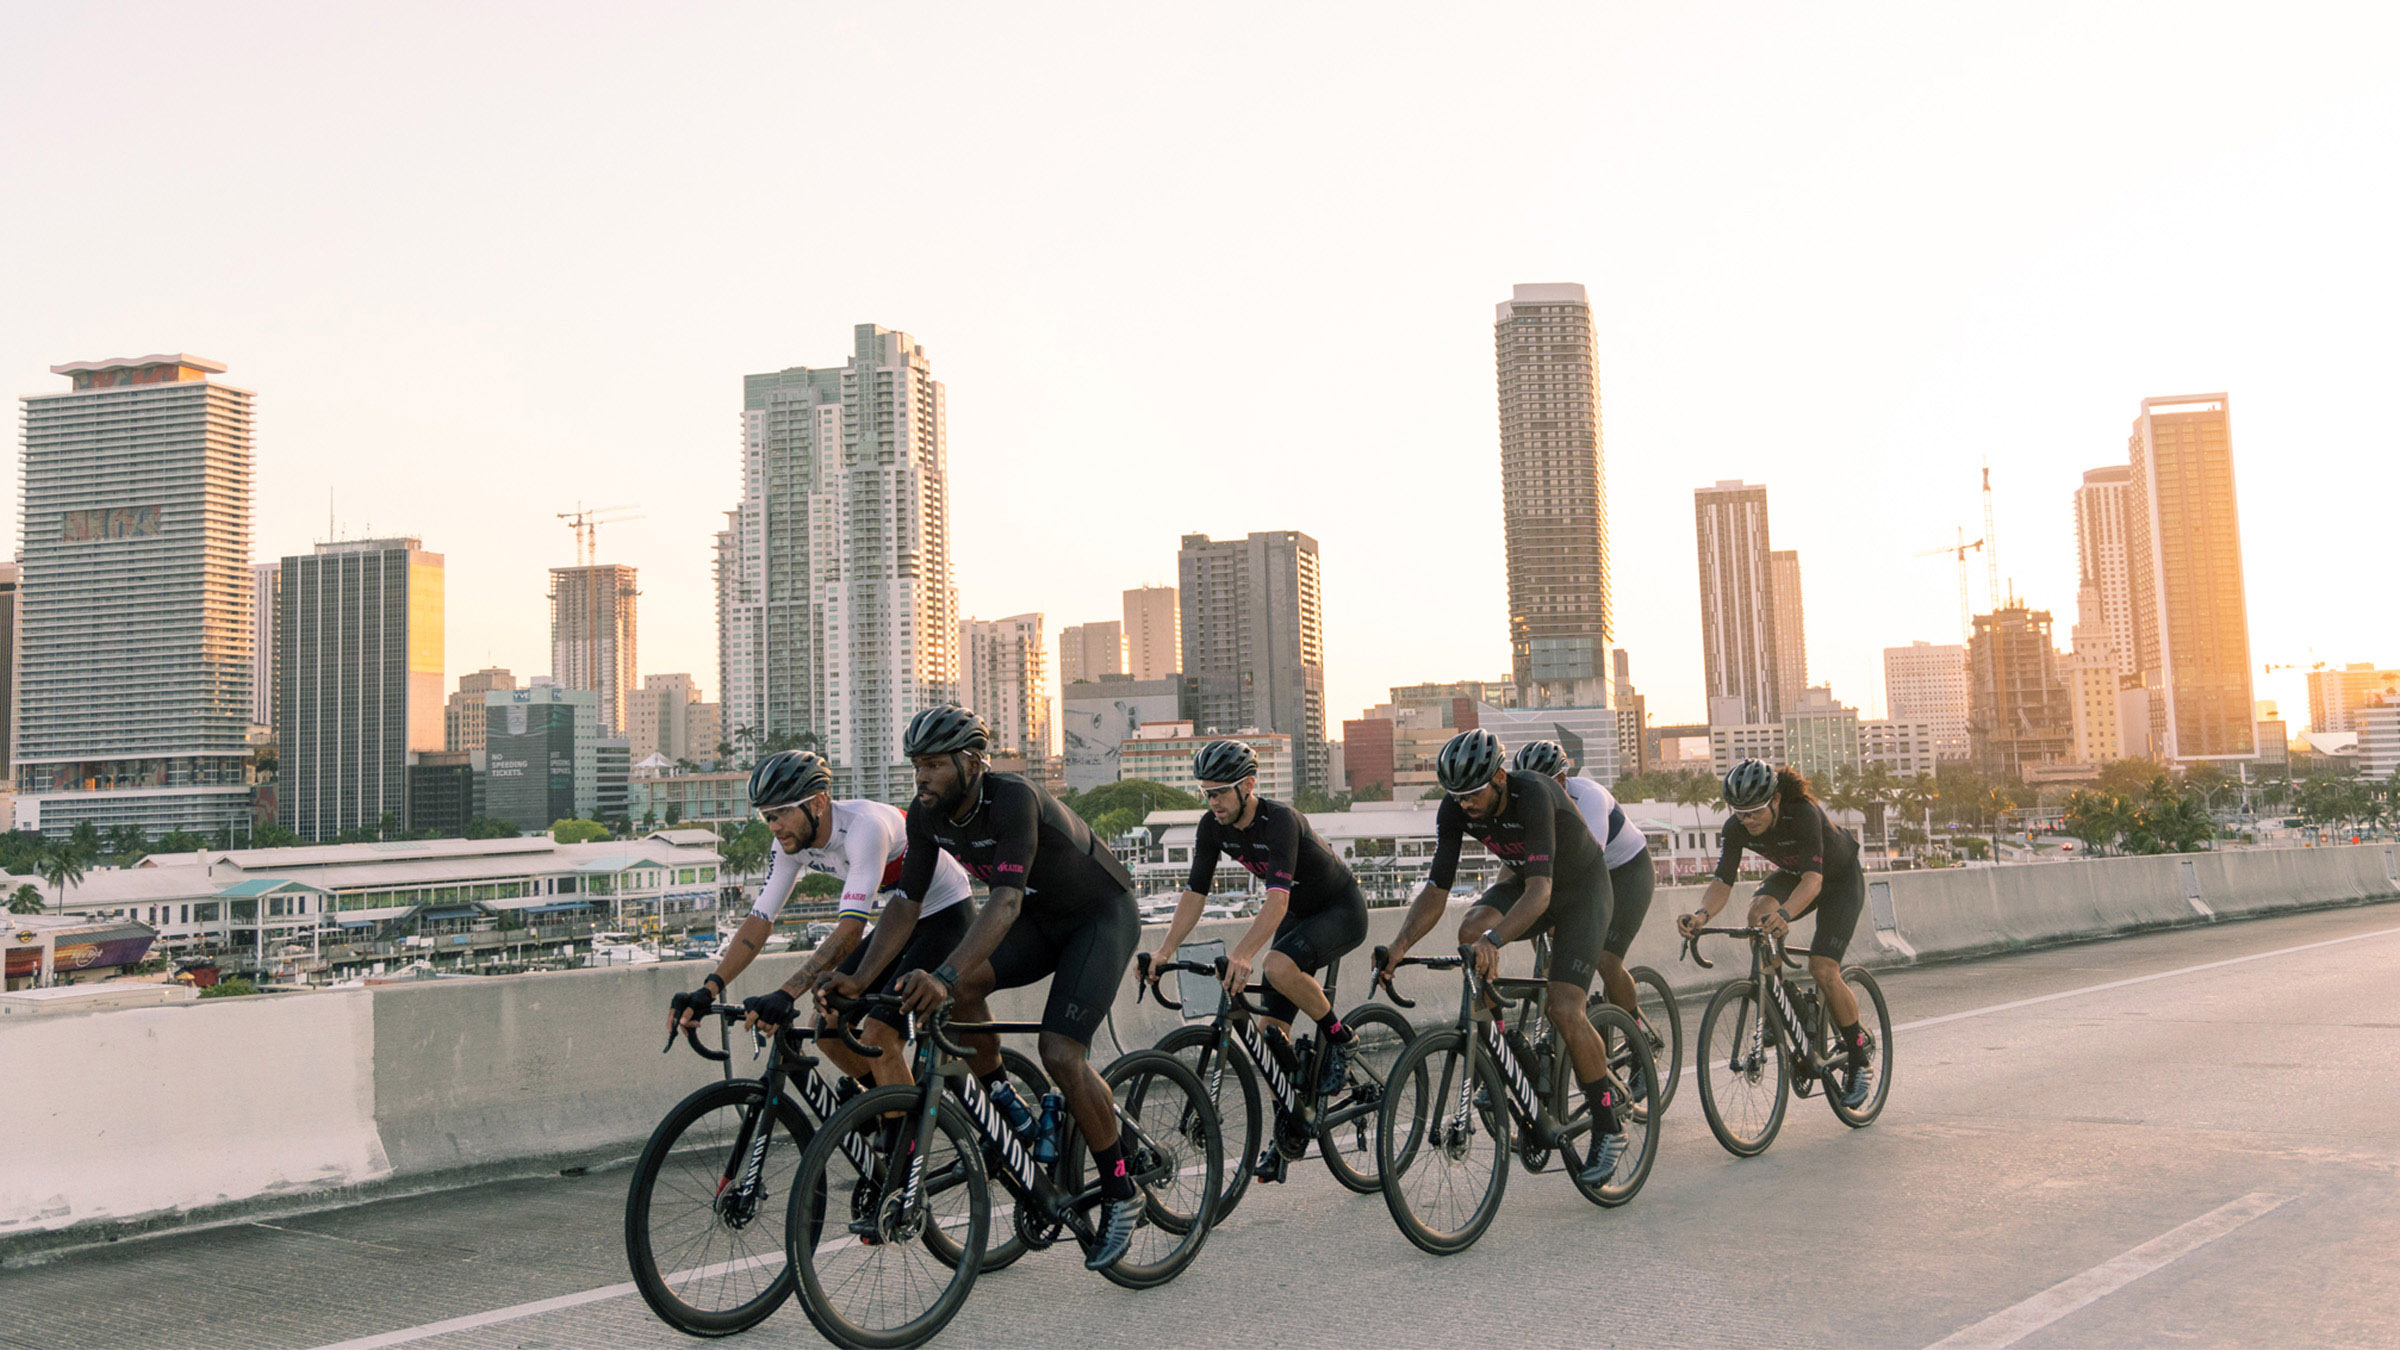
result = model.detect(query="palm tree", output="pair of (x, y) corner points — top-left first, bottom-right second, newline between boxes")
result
(1900, 776), (1940, 862)
(38, 840), (86, 912)
(7, 883), (44, 915)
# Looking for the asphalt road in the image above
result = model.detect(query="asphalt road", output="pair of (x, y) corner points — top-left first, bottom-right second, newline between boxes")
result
(12, 900), (2400, 1350)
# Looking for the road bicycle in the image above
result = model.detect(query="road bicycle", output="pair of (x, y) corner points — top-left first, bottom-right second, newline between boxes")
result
(1594, 958), (1684, 1113)
(1138, 950), (1414, 1220)
(1371, 943), (1660, 1255)
(1684, 925), (1893, 1157)
(624, 997), (1047, 1337)
(785, 994), (1223, 1349)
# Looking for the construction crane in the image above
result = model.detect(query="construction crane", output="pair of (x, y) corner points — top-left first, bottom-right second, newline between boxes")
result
(557, 502), (644, 566)
(1981, 461), (2003, 610)
(1914, 528), (1986, 643)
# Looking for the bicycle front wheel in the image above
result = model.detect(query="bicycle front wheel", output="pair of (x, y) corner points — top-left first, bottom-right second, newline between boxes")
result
(1631, 965), (1683, 1112)
(1156, 1023), (1259, 1222)
(1697, 979), (1788, 1157)
(1825, 966), (1893, 1128)
(788, 1087), (986, 1350)
(1376, 1028), (1511, 1255)
(1319, 1003), (1416, 1192)
(625, 1080), (809, 1336)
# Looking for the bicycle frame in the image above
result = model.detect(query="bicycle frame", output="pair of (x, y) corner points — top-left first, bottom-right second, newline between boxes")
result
(1687, 927), (1839, 1084)
(1379, 946), (1594, 1150)
(667, 1009), (876, 1210)
(1138, 953), (1368, 1141)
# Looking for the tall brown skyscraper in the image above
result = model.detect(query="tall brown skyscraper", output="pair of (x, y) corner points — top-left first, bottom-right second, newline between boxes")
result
(1695, 480), (1783, 726)
(551, 563), (639, 737)
(1769, 549), (1806, 715)
(1495, 283), (1609, 707)
(2125, 394), (2254, 763)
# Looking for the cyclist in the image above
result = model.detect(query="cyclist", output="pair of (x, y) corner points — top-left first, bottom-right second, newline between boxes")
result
(1379, 728), (1629, 1185)
(1676, 758), (1875, 1107)
(866, 704), (1147, 1271)
(668, 752), (1007, 1110)
(1507, 739), (1658, 1089)
(1145, 739), (1370, 1181)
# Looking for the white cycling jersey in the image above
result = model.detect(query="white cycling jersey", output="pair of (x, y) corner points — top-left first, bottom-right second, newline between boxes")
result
(749, 799), (970, 923)
(1562, 775), (1649, 870)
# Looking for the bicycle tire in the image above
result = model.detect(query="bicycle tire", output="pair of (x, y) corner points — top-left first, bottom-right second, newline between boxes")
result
(625, 1079), (811, 1337)
(1072, 1048), (1223, 1290)
(1631, 965), (1683, 1113)
(1559, 1005), (1661, 1208)
(1375, 1028), (1511, 1255)
(787, 1086), (986, 1350)
(1697, 979), (1787, 1157)
(1156, 1023), (1260, 1221)
(1319, 1003), (1416, 1193)
(923, 1048), (1052, 1273)
(1825, 966), (1893, 1128)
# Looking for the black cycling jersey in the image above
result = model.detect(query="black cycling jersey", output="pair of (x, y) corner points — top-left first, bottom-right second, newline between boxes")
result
(1187, 796), (1356, 918)
(900, 770), (1135, 918)
(1713, 795), (1862, 886)
(1427, 769), (1605, 891)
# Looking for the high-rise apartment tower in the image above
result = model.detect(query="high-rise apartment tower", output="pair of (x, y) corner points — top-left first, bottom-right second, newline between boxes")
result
(717, 326), (958, 800)
(960, 613), (1051, 760)
(2125, 394), (2255, 762)
(15, 355), (254, 837)
(1123, 586), (1180, 681)
(1495, 283), (1610, 705)
(1059, 621), (1124, 688)
(276, 538), (446, 840)
(1177, 531), (1328, 792)
(1884, 641), (1970, 760)
(1769, 550), (1806, 715)
(1695, 480), (1784, 726)
(2072, 465), (2136, 677)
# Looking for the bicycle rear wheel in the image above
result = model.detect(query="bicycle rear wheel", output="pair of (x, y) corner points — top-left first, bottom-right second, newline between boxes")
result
(923, 1048), (1050, 1273)
(1079, 1048), (1222, 1290)
(788, 1087), (986, 1350)
(1376, 1028), (1511, 1255)
(1319, 1003), (1415, 1192)
(625, 1080), (809, 1336)
(1825, 966), (1893, 1128)
(1156, 1023), (1259, 1221)
(1697, 979), (1787, 1157)
(1631, 965), (1683, 1112)
(1561, 1006), (1660, 1207)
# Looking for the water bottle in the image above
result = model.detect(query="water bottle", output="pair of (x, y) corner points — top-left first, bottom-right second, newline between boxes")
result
(1033, 1092), (1065, 1165)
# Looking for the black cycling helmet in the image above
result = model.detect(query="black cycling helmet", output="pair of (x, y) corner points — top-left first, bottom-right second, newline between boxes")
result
(1509, 739), (1569, 777)
(1722, 758), (1777, 811)
(902, 704), (989, 759)
(749, 749), (831, 810)
(1435, 728), (1506, 794)
(1192, 739), (1257, 785)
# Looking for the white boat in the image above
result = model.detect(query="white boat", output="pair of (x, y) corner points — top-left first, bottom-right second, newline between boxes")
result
(585, 932), (663, 967)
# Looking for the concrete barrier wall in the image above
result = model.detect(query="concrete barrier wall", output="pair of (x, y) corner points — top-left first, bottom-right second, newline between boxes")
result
(6, 843), (2394, 1248)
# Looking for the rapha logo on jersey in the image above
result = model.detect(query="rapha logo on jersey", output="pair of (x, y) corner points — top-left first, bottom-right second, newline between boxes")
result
(1062, 1000), (1086, 1025)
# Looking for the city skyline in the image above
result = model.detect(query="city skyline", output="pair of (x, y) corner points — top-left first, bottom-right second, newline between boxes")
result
(5, 7), (2395, 735)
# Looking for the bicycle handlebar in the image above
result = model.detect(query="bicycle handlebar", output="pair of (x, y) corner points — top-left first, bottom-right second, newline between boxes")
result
(1369, 943), (1465, 1010)
(1679, 925), (1801, 971)
(1137, 951), (1275, 1016)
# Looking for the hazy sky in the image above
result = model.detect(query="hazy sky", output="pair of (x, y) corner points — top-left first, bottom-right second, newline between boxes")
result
(7, 3), (2395, 733)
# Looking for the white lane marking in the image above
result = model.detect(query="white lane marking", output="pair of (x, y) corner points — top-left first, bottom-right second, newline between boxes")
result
(309, 1251), (781, 1350)
(1893, 923), (2400, 1034)
(1925, 1192), (2290, 1349)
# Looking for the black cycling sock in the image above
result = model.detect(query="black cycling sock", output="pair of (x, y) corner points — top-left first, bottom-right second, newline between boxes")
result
(1093, 1139), (1137, 1200)
(1580, 1077), (1621, 1135)
(876, 1113), (908, 1158)
(977, 1066), (1010, 1088)
(1315, 1010), (1354, 1044)
(1838, 1019), (1868, 1062)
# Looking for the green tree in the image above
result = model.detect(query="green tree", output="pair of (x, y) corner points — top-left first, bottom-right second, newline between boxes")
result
(1352, 781), (1391, 803)
(154, 829), (209, 856)
(797, 872), (842, 899)
(720, 821), (772, 881)
(664, 802), (683, 826)
(607, 817), (633, 839)
(8, 883), (44, 915)
(550, 819), (611, 844)
(375, 811), (401, 842)
(251, 823), (303, 848)
(1294, 786), (1351, 814)
(2093, 758), (2162, 797)
(641, 807), (659, 830)
(463, 816), (521, 840)
(39, 840), (87, 910)
(106, 823), (148, 863)
(1072, 779), (1203, 841)
(2061, 788), (2131, 857)
(67, 822), (103, 865)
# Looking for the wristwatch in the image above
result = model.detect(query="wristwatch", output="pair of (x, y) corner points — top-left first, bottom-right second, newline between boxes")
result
(931, 963), (961, 989)
(1481, 929), (1503, 948)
